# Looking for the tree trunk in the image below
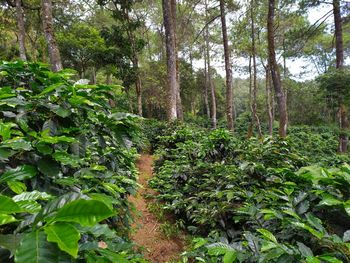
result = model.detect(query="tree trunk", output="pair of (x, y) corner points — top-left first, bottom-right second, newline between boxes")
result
(250, 1), (262, 138)
(162, 0), (177, 121)
(15, 0), (27, 61)
(333, 0), (347, 152)
(203, 44), (211, 118)
(132, 57), (143, 117)
(41, 0), (62, 72)
(205, 0), (216, 129)
(219, 0), (234, 131)
(265, 63), (274, 136)
(172, 0), (183, 121)
(92, 67), (97, 84)
(267, 0), (287, 137)
(106, 73), (112, 85)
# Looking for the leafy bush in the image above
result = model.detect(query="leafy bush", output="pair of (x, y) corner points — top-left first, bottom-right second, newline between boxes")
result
(0, 61), (146, 262)
(149, 123), (350, 262)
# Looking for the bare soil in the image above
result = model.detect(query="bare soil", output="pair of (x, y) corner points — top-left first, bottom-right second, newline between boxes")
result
(129, 154), (184, 263)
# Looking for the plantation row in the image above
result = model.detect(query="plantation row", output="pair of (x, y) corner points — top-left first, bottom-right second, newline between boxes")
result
(147, 122), (350, 262)
(0, 62), (146, 262)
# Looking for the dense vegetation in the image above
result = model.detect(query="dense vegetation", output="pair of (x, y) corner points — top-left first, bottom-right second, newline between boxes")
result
(0, 61), (145, 262)
(1, 0), (350, 262)
(147, 121), (350, 262)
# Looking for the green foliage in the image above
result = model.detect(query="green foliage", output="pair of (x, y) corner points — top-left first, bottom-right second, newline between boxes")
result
(148, 122), (350, 262)
(0, 61), (146, 262)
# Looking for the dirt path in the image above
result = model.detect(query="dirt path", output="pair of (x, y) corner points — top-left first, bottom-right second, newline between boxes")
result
(129, 154), (184, 263)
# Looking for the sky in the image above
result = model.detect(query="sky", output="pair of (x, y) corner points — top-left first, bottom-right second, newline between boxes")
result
(192, 3), (339, 81)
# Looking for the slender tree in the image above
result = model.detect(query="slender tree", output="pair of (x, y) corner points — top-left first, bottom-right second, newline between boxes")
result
(219, 0), (234, 131)
(163, 0), (178, 120)
(41, 0), (62, 71)
(267, 0), (287, 137)
(333, 0), (348, 152)
(15, 0), (27, 61)
(250, 0), (262, 138)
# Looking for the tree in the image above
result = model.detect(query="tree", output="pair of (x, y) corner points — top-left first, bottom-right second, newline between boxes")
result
(267, 0), (288, 137)
(333, 0), (348, 152)
(219, 0), (234, 131)
(163, 0), (178, 121)
(15, 0), (26, 61)
(41, 0), (62, 71)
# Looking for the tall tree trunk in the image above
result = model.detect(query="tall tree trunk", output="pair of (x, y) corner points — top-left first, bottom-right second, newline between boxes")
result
(267, 0), (287, 137)
(15, 0), (27, 61)
(162, 0), (177, 121)
(265, 63), (273, 136)
(219, 0), (234, 131)
(203, 44), (211, 118)
(106, 73), (112, 85)
(132, 57), (143, 116)
(41, 0), (62, 72)
(333, 0), (348, 152)
(205, 0), (216, 129)
(250, 1), (262, 138)
(172, 0), (183, 121)
(92, 67), (97, 84)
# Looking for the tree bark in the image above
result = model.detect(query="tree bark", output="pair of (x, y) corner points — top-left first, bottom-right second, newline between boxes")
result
(219, 0), (234, 131)
(163, 0), (177, 121)
(172, 0), (183, 121)
(265, 63), (273, 136)
(15, 0), (27, 61)
(205, 0), (216, 129)
(203, 43), (211, 118)
(41, 0), (62, 72)
(333, 0), (348, 152)
(251, 1), (262, 138)
(267, 0), (287, 137)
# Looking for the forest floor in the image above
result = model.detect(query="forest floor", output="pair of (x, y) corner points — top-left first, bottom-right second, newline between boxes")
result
(129, 154), (185, 263)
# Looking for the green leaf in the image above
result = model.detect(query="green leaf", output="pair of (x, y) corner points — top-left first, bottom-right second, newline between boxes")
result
(0, 165), (37, 183)
(1, 138), (32, 151)
(297, 242), (313, 257)
(16, 200), (41, 213)
(0, 214), (17, 225)
(38, 157), (61, 177)
(53, 199), (114, 226)
(38, 83), (66, 96)
(15, 231), (58, 263)
(53, 152), (81, 168)
(257, 229), (278, 243)
(45, 222), (80, 258)
(319, 194), (343, 206)
(224, 250), (237, 263)
(35, 142), (53, 155)
(318, 255), (343, 263)
(306, 256), (321, 263)
(0, 234), (23, 255)
(7, 181), (27, 194)
(13, 191), (52, 202)
(0, 195), (22, 213)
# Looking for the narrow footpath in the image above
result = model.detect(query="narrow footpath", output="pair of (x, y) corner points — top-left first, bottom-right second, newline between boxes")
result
(129, 154), (184, 263)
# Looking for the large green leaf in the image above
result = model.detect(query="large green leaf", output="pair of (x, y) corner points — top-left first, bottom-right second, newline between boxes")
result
(45, 222), (80, 258)
(0, 195), (22, 214)
(13, 191), (52, 202)
(0, 214), (17, 225)
(53, 199), (114, 226)
(1, 138), (32, 151)
(53, 152), (81, 168)
(7, 181), (27, 194)
(0, 165), (37, 183)
(38, 157), (61, 177)
(15, 231), (58, 263)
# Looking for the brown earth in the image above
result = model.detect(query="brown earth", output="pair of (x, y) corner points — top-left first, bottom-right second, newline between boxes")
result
(129, 154), (184, 263)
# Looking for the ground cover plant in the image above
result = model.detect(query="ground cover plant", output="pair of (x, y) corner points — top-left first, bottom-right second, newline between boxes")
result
(0, 61), (146, 263)
(148, 123), (350, 262)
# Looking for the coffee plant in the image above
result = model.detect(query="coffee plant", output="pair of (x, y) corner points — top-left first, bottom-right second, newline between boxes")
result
(148, 123), (350, 262)
(0, 61), (146, 262)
